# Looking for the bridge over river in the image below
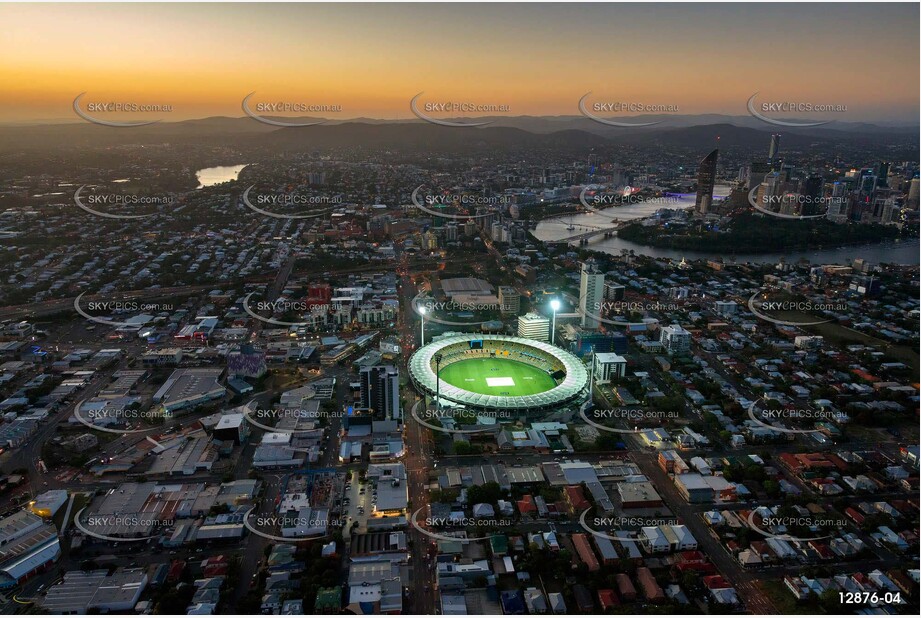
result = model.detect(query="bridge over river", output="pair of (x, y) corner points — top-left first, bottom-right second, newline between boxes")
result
(540, 216), (625, 244)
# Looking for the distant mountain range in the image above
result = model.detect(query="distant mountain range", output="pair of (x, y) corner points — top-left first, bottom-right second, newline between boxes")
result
(0, 114), (916, 154)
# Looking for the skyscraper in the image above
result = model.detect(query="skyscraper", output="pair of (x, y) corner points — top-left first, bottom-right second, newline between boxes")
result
(801, 174), (824, 216)
(579, 259), (605, 329)
(768, 133), (781, 165)
(877, 161), (891, 188)
(360, 365), (400, 420)
(695, 149), (719, 215)
(747, 160), (772, 191)
(908, 177), (920, 210)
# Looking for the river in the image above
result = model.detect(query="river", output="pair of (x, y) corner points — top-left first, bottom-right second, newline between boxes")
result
(532, 187), (919, 265)
(195, 164), (249, 189)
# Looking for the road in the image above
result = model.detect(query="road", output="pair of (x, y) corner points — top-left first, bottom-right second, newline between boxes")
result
(398, 264), (439, 613)
(404, 397), (437, 613)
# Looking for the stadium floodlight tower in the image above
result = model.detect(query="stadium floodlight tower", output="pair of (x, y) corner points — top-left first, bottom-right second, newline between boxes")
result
(550, 298), (561, 346)
(588, 344), (596, 399)
(433, 352), (443, 411)
(418, 305), (427, 347)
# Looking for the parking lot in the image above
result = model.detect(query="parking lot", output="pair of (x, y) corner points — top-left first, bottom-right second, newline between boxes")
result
(341, 469), (377, 538)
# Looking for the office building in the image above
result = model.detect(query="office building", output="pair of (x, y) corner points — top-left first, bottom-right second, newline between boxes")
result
(748, 160), (772, 190)
(659, 324), (692, 355)
(907, 177), (919, 210)
(517, 313), (550, 342)
(593, 353), (627, 384)
(695, 149), (719, 214)
(768, 133), (781, 165)
(579, 259), (605, 329)
(498, 286), (521, 315)
(359, 365), (400, 420)
(604, 283), (626, 302)
(877, 162), (890, 188)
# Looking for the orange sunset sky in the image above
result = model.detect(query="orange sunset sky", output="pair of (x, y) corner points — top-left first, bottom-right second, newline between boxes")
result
(1, 2), (918, 124)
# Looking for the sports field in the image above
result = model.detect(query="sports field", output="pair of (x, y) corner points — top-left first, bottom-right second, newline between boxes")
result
(438, 357), (557, 397)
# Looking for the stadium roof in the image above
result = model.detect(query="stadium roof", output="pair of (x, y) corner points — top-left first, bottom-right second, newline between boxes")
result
(409, 334), (588, 412)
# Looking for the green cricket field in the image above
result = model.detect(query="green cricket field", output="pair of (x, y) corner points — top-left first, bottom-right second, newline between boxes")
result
(437, 357), (557, 397)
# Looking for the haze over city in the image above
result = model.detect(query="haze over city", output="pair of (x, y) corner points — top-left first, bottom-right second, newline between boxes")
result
(1, 2), (919, 123)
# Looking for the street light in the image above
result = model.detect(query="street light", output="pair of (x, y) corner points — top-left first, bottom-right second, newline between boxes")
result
(550, 298), (561, 346)
(418, 305), (426, 347)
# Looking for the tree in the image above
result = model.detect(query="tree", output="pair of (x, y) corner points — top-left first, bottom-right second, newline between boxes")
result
(819, 589), (845, 613)
(467, 481), (503, 505)
(763, 479), (781, 498)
